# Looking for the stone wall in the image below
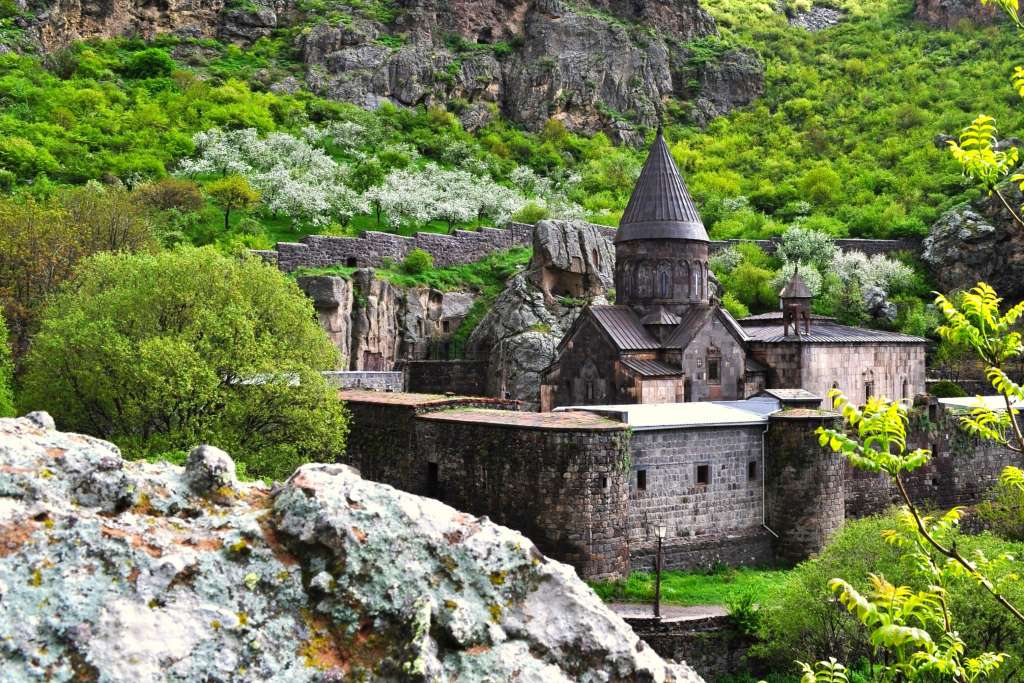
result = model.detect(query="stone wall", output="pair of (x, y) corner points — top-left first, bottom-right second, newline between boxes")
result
(321, 370), (404, 391)
(845, 401), (1022, 517)
(628, 426), (773, 572)
(414, 414), (631, 579)
(626, 615), (753, 683)
(256, 222), (921, 273)
(765, 410), (844, 564)
(403, 359), (487, 395)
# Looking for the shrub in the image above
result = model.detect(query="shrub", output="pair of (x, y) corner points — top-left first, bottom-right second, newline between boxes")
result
(513, 202), (550, 224)
(721, 292), (751, 319)
(120, 48), (176, 79)
(401, 248), (434, 275)
(929, 379), (968, 398)
(977, 479), (1024, 542)
(19, 247), (348, 480)
(137, 178), (205, 213)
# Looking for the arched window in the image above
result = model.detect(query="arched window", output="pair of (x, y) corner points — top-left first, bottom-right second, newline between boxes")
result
(678, 261), (690, 300)
(691, 261), (700, 300)
(657, 262), (672, 298)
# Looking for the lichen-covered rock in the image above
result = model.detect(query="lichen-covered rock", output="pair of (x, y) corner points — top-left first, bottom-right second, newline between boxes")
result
(185, 444), (238, 496)
(529, 219), (616, 303)
(0, 415), (704, 682)
(923, 184), (1024, 302)
(914, 0), (1010, 28)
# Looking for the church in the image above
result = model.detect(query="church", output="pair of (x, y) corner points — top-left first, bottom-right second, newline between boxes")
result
(540, 131), (927, 411)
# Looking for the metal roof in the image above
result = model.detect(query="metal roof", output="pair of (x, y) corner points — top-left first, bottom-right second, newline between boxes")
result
(937, 396), (1024, 411)
(615, 130), (709, 244)
(589, 306), (661, 350)
(663, 305), (715, 349)
(745, 357), (769, 373)
(743, 320), (927, 344)
(640, 306), (682, 326)
(555, 400), (773, 430)
(779, 272), (813, 299)
(621, 357), (682, 377)
(740, 311), (835, 322)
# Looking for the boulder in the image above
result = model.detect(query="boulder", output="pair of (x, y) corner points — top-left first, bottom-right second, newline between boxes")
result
(0, 414), (704, 681)
(914, 0), (1011, 27)
(529, 219), (615, 303)
(184, 444), (238, 497)
(923, 184), (1024, 302)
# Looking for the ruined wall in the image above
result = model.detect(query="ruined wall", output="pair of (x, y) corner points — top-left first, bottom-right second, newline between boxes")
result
(256, 223), (920, 274)
(765, 410), (845, 564)
(404, 360), (487, 395)
(845, 402), (1022, 517)
(627, 426), (772, 572)
(414, 415), (631, 579)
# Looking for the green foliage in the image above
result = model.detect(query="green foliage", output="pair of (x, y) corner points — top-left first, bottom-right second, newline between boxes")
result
(513, 202), (550, 224)
(401, 248), (433, 275)
(120, 48), (176, 79)
(930, 379), (968, 398)
(948, 115), (1018, 194)
(19, 247), (348, 480)
(206, 175), (259, 231)
(977, 473), (1024, 542)
(721, 291), (751, 319)
(0, 310), (13, 417)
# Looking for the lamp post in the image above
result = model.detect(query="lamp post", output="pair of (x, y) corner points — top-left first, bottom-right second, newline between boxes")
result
(653, 523), (667, 619)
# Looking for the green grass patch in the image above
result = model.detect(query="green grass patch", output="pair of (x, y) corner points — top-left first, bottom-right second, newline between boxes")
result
(589, 566), (791, 607)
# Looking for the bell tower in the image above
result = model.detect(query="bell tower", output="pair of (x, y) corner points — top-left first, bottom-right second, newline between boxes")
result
(614, 129), (710, 317)
(780, 270), (813, 336)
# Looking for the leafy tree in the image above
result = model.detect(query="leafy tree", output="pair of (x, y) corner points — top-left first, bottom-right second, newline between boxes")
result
(0, 310), (13, 417)
(120, 48), (176, 79)
(19, 247), (348, 480)
(207, 175), (259, 232)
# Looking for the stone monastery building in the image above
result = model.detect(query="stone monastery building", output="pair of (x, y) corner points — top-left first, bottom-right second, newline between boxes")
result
(339, 132), (1012, 582)
(540, 130), (927, 411)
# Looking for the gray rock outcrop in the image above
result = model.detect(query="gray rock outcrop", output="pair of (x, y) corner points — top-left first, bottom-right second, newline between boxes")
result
(297, 271), (478, 370)
(914, 0), (1012, 27)
(469, 220), (614, 407)
(684, 48), (766, 127)
(0, 413), (704, 681)
(788, 6), (845, 31)
(923, 184), (1024, 302)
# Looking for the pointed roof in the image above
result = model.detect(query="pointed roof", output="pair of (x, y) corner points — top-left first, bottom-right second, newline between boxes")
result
(780, 271), (813, 299)
(615, 129), (708, 244)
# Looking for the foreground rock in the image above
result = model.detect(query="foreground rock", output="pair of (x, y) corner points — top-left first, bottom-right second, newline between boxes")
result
(914, 0), (1012, 27)
(923, 184), (1024, 302)
(0, 414), (702, 681)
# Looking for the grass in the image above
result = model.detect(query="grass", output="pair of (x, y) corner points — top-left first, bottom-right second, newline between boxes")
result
(588, 566), (791, 607)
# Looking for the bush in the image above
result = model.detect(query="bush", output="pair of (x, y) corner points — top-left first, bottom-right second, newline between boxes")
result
(137, 178), (205, 213)
(977, 480), (1024, 542)
(120, 48), (176, 79)
(401, 248), (434, 275)
(513, 202), (550, 224)
(753, 512), (1024, 679)
(929, 379), (968, 398)
(19, 247), (348, 480)
(721, 291), (751, 319)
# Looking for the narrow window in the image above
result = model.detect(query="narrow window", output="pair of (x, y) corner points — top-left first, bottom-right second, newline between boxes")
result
(864, 381), (874, 404)
(585, 380), (595, 402)
(902, 378), (909, 400)
(599, 475), (609, 490)
(747, 461), (758, 481)
(708, 359), (720, 384)
(637, 469), (647, 491)
(346, 257), (358, 267)
(442, 320), (450, 334)
(659, 269), (671, 298)
(696, 464), (710, 486)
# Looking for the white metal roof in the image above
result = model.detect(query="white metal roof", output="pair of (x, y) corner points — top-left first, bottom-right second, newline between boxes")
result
(555, 399), (777, 430)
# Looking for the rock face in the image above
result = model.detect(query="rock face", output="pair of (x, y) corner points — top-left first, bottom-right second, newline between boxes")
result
(469, 220), (614, 407)
(914, 0), (1010, 28)
(923, 185), (1024, 303)
(20, 0), (763, 135)
(0, 414), (703, 681)
(297, 271), (477, 370)
(788, 6), (845, 31)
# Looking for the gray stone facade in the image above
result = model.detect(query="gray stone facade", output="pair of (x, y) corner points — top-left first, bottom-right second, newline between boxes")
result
(321, 370), (404, 392)
(628, 425), (773, 571)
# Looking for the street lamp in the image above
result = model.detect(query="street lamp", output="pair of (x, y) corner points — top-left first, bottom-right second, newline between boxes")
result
(653, 523), (667, 618)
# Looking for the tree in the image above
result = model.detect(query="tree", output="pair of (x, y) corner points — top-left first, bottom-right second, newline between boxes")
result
(0, 310), (13, 417)
(19, 247), (348, 480)
(60, 182), (159, 253)
(207, 175), (259, 232)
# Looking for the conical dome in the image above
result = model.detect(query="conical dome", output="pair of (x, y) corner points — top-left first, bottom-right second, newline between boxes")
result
(615, 130), (708, 244)
(780, 271), (813, 299)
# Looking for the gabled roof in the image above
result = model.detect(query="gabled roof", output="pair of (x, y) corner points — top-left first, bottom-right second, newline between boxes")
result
(662, 305), (716, 349)
(743, 320), (928, 344)
(780, 272), (813, 299)
(640, 306), (682, 326)
(621, 357), (682, 377)
(615, 130), (708, 244)
(588, 306), (661, 351)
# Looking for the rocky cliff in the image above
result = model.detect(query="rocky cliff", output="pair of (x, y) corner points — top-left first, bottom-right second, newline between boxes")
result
(16, 0), (764, 135)
(923, 184), (1024, 303)
(298, 269), (475, 369)
(0, 412), (704, 681)
(468, 219), (614, 408)
(914, 0), (1012, 28)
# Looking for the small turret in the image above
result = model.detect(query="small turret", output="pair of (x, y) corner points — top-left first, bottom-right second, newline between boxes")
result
(780, 270), (813, 336)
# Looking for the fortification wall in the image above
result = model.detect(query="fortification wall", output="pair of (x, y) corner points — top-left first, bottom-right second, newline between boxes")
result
(845, 402), (1021, 517)
(627, 426), (774, 572)
(255, 222), (921, 273)
(321, 370), (404, 392)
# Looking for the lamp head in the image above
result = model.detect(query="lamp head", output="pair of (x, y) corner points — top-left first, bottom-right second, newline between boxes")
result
(655, 524), (667, 539)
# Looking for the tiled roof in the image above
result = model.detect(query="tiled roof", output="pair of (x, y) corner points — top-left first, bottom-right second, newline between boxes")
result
(743, 320), (927, 344)
(621, 357), (682, 377)
(589, 306), (661, 350)
(615, 130), (708, 244)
